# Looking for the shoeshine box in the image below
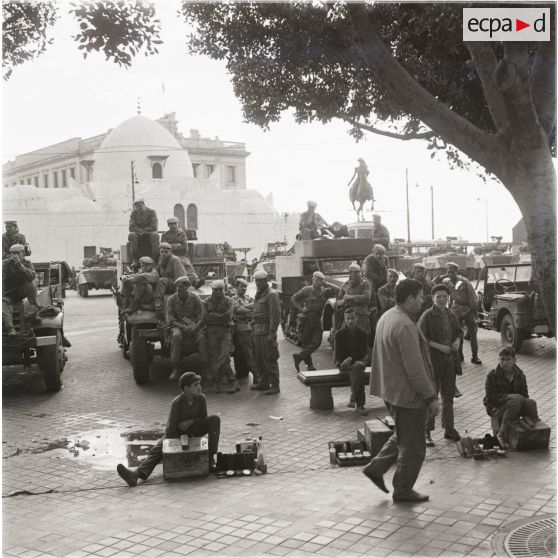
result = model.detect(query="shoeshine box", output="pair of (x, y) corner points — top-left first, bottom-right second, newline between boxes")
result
(162, 436), (209, 480)
(362, 419), (394, 457)
(508, 420), (550, 451)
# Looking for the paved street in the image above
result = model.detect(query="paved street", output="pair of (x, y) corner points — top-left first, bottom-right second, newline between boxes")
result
(3, 290), (556, 557)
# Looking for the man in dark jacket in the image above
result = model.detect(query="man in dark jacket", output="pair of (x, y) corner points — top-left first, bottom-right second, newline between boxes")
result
(2, 221), (28, 260)
(154, 243), (185, 313)
(116, 372), (220, 486)
(128, 199), (159, 263)
(363, 244), (389, 292)
(2, 244), (39, 336)
(334, 308), (369, 416)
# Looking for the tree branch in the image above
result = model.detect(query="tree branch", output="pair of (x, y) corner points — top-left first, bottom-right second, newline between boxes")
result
(346, 4), (500, 175)
(465, 42), (508, 132)
(338, 116), (435, 140)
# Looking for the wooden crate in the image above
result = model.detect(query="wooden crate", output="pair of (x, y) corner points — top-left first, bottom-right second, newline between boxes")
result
(508, 420), (551, 451)
(162, 436), (209, 480)
(363, 419), (394, 457)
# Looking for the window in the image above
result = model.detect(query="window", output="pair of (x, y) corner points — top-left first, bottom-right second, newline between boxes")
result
(26, 178), (31, 185)
(19, 180), (24, 185)
(33, 176), (39, 188)
(226, 165), (236, 184)
(43, 174), (49, 188)
(187, 203), (198, 230)
(174, 204), (185, 229)
(62, 169), (67, 187)
(205, 164), (215, 178)
(53, 171), (58, 188)
(70, 167), (75, 180)
(192, 163), (200, 178)
(152, 162), (163, 179)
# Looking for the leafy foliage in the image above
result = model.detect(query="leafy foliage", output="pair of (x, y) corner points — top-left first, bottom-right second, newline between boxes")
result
(70, 1), (162, 66)
(2, 1), (58, 81)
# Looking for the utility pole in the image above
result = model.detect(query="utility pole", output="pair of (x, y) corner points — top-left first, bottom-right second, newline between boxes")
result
(130, 161), (136, 203)
(406, 168), (411, 243)
(430, 184), (436, 240)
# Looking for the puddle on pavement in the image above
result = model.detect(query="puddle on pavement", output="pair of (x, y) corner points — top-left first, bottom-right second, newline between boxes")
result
(47, 428), (163, 471)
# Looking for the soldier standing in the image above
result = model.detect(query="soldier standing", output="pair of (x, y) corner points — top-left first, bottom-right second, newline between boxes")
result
(128, 199), (159, 263)
(2, 244), (39, 336)
(2, 221), (28, 260)
(291, 271), (339, 372)
(410, 263), (433, 316)
(299, 201), (328, 240)
(371, 215), (390, 249)
(250, 270), (281, 394)
(153, 242), (186, 313)
(232, 278), (258, 384)
(166, 276), (204, 381)
(203, 281), (238, 394)
(435, 262), (481, 365)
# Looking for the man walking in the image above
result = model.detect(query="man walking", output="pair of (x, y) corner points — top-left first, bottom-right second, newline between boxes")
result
(166, 276), (204, 381)
(291, 271), (339, 372)
(335, 308), (369, 416)
(363, 279), (439, 503)
(250, 270), (281, 395)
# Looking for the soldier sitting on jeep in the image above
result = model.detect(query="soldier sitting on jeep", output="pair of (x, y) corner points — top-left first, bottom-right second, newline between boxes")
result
(128, 199), (159, 264)
(154, 243), (186, 315)
(2, 244), (40, 337)
(121, 256), (159, 314)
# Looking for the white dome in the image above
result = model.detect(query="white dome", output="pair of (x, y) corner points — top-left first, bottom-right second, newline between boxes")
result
(94, 115), (193, 182)
(239, 197), (274, 214)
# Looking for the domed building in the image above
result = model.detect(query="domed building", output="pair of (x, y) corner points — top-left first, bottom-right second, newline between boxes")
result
(2, 111), (299, 265)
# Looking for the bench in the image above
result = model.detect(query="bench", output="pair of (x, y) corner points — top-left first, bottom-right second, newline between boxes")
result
(297, 368), (370, 410)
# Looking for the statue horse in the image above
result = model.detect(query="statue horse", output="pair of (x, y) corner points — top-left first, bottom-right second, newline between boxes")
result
(348, 160), (375, 221)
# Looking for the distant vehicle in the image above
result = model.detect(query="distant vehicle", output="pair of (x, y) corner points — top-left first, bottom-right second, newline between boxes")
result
(2, 261), (69, 392)
(475, 262), (552, 351)
(77, 249), (117, 297)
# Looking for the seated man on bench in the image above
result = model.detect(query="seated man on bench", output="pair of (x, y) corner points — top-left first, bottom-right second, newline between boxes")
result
(484, 346), (539, 449)
(116, 372), (220, 486)
(334, 307), (369, 416)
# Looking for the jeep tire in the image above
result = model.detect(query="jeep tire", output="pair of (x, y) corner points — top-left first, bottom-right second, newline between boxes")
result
(500, 314), (523, 352)
(78, 284), (89, 298)
(130, 325), (150, 384)
(38, 331), (64, 392)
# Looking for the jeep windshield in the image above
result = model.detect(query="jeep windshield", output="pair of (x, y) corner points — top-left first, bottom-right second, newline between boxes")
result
(486, 265), (532, 284)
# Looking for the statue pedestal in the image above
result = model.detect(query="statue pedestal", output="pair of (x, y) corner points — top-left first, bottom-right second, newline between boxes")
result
(348, 221), (375, 239)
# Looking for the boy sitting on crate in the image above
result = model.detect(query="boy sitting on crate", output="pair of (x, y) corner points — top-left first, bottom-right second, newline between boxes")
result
(484, 347), (539, 449)
(116, 372), (220, 486)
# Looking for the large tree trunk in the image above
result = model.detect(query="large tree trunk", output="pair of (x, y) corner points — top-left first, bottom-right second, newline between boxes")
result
(503, 150), (556, 336)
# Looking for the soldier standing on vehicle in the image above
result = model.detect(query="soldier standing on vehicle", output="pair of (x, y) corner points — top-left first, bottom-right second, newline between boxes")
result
(2, 244), (39, 337)
(2, 221), (28, 260)
(291, 271), (339, 372)
(232, 278), (258, 384)
(167, 276), (204, 381)
(121, 256), (159, 314)
(128, 199), (159, 263)
(161, 217), (194, 272)
(250, 270), (281, 395)
(363, 244), (389, 292)
(154, 243), (185, 315)
(299, 200), (329, 240)
(435, 262), (481, 365)
(335, 263), (374, 343)
(202, 281), (238, 394)
(371, 215), (390, 250)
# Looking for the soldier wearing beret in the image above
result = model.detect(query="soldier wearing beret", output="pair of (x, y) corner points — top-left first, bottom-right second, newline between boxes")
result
(291, 271), (339, 372)
(121, 256), (159, 314)
(166, 276), (204, 381)
(2, 244), (39, 336)
(2, 220), (28, 260)
(153, 243), (186, 314)
(128, 199), (159, 263)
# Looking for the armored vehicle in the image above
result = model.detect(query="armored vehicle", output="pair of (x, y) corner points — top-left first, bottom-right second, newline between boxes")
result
(77, 248), (117, 297)
(275, 238), (378, 344)
(2, 261), (68, 392)
(474, 262), (552, 351)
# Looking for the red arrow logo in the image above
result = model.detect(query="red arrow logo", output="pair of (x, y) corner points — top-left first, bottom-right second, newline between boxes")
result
(516, 18), (530, 31)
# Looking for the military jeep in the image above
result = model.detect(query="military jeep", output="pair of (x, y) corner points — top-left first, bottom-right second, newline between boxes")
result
(2, 261), (68, 392)
(474, 262), (552, 351)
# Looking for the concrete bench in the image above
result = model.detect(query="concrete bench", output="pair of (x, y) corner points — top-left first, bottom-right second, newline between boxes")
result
(297, 368), (370, 410)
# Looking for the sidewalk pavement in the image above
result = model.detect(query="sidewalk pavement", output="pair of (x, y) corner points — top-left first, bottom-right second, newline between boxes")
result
(2, 303), (555, 558)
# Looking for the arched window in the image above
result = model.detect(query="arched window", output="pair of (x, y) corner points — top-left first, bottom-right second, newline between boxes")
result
(152, 162), (163, 179)
(174, 204), (185, 229)
(187, 203), (198, 230)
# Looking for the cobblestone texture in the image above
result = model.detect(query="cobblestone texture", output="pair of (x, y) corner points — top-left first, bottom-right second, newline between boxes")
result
(3, 291), (556, 557)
